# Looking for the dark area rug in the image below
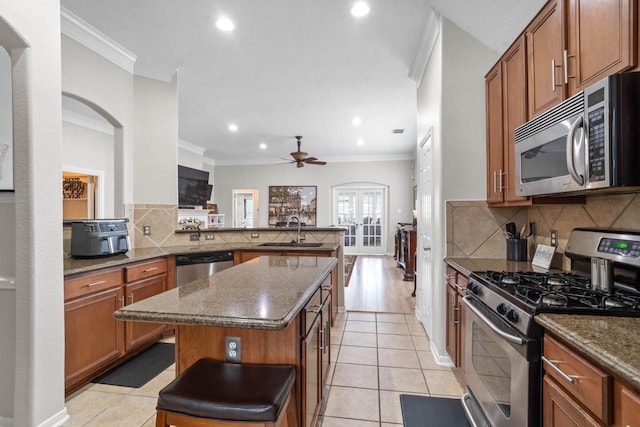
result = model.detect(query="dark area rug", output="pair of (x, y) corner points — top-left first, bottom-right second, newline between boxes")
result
(92, 342), (175, 388)
(400, 394), (470, 427)
(344, 255), (357, 287)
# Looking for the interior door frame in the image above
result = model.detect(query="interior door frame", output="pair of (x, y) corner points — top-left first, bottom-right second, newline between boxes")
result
(232, 188), (259, 227)
(332, 183), (388, 255)
(62, 166), (104, 219)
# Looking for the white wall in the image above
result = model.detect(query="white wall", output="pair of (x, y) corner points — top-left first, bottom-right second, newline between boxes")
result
(132, 73), (179, 204)
(0, 200), (15, 422)
(62, 35), (134, 213)
(62, 121), (115, 217)
(178, 147), (204, 170)
(0, 0), (67, 425)
(214, 160), (415, 252)
(415, 16), (498, 362)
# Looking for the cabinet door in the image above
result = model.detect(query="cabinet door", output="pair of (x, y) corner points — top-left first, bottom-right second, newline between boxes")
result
(320, 295), (331, 393)
(124, 274), (167, 351)
(502, 35), (529, 203)
(566, 0), (634, 94)
(543, 375), (601, 427)
(303, 314), (321, 427)
(458, 291), (466, 379)
(614, 380), (640, 427)
(445, 284), (459, 366)
(65, 286), (125, 393)
(485, 61), (504, 204)
(527, 0), (566, 119)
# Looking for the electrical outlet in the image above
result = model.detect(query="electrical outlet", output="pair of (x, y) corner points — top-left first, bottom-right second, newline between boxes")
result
(251, 233), (259, 238)
(550, 230), (558, 247)
(190, 233), (200, 241)
(143, 225), (151, 235)
(205, 233), (215, 240)
(225, 336), (241, 363)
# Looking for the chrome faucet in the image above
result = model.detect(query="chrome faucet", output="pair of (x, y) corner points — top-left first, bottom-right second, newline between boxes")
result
(286, 215), (305, 243)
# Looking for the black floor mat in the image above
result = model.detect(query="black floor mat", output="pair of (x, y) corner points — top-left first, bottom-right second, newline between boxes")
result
(400, 394), (470, 427)
(92, 342), (175, 388)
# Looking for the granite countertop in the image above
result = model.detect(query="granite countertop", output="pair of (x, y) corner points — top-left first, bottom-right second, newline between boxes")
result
(445, 257), (548, 277)
(536, 314), (640, 391)
(64, 242), (340, 276)
(114, 255), (337, 330)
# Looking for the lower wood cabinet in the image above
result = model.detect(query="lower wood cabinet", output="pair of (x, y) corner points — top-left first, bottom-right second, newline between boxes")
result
(444, 264), (468, 378)
(543, 375), (601, 427)
(64, 286), (125, 393)
(64, 257), (169, 395)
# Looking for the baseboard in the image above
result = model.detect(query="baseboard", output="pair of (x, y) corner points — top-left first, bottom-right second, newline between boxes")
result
(38, 407), (68, 427)
(0, 415), (13, 427)
(429, 341), (455, 367)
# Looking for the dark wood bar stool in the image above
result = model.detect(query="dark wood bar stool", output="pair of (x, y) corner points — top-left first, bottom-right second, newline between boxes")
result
(155, 359), (298, 427)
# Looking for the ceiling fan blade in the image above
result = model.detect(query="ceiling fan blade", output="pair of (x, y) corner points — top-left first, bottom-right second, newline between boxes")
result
(302, 157), (318, 162)
(306, 160), (327, 165)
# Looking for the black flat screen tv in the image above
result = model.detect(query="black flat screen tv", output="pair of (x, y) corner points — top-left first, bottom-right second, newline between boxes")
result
(178, 165), (210, 207)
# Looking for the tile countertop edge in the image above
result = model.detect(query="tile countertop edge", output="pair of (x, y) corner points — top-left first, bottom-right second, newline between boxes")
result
(536, 313), (640, 392)
(114, 256), (338, 331)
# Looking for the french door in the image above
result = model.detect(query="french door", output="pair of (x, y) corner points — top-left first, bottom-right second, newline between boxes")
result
(334, 186), (386, 255)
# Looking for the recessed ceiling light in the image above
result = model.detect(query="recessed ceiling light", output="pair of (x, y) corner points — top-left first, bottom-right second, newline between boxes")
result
(352, 117), (362, 126)
(351, 2), (370, 17)
(216, 17), (235, 32)
(357, 138), (365, 146)
(228, 123), (238, 132)
(259, 143), (267, 149)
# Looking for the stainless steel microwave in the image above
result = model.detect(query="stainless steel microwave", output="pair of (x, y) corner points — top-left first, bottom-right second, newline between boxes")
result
(514, 72), (640, 197)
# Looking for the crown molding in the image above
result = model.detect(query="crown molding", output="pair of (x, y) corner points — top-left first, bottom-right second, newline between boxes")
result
(62, 108), (114, 135)
(203, 156), (216, 166)
(178, 139), (206, 156)
(61, 7), (136, 74)
(408, 8), (439, 87)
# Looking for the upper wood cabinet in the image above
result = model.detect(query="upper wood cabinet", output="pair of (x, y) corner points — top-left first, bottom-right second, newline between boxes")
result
(526, 0), (566, 119)
(526, 0), (636, 119)
(485, 36), (530, 205)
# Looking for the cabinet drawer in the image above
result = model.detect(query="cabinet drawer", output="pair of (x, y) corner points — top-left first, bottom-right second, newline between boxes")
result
(65, 268), (123, 300)
(302, 288), (322, 336)
(456, 273), (468, 292)
(125, 258), (167, 282)
(543, 335), (611, 421)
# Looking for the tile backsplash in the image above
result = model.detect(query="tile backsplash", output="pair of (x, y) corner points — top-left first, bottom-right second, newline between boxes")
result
(447, 193), (640, 269)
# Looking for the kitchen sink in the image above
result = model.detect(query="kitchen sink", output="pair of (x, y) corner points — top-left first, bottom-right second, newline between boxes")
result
(258, 242), (323, 247)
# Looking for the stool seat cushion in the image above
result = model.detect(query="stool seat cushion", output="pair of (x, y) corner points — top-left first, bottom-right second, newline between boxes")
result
(157, 359), (296, 422)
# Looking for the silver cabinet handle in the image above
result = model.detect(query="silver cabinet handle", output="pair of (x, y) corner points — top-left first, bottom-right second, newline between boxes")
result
(493, 170), (497, 193)
(542, 356), (580, 384)
(498, 169), (505, 192)
(85, 280), (106, 288)
(563, 50), (568, 83)
(143, 267), (158, 273)
(128, 294), (134, 304)
(551, 59), (557, 92)
(119, 296), (125, 307)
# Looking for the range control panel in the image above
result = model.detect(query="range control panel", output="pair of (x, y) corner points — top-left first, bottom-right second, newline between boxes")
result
(598, 238), (640, 258)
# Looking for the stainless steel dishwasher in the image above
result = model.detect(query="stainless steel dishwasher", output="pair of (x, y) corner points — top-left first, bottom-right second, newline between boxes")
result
(175, 251), (234, 286)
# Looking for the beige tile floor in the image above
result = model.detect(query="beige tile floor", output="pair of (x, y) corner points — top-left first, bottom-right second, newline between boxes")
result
(63, 256), (464, 426)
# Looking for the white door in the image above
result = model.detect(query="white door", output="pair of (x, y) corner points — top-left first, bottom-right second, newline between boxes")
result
(417, 131), (433, 337)
(232, 189), (259, 227)
(334, 186), (386, 255)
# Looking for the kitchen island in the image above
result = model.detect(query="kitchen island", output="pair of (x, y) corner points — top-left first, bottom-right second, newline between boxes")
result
(114, 255), (337, 427)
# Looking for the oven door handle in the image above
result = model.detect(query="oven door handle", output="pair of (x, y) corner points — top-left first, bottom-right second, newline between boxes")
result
(463, 296), (524, 345)
(461, 393), (481, 427)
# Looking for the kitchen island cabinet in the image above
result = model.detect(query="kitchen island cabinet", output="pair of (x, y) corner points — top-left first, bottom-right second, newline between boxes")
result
(114, 255), (337, 427)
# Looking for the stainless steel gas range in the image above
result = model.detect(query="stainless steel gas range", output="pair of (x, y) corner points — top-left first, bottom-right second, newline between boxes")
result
(461, 228), (640, 427)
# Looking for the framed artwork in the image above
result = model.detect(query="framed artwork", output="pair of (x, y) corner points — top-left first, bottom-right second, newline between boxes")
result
(268, 186), (317, 227)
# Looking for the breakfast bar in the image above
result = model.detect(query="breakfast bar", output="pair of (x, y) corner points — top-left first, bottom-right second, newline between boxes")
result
(114, 255), (337, 427)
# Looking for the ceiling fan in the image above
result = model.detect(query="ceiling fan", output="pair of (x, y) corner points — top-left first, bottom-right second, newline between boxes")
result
(285, 136), (327, 168)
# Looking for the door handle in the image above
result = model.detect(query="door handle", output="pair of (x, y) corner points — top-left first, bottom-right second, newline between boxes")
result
(566, 116), (585, 186)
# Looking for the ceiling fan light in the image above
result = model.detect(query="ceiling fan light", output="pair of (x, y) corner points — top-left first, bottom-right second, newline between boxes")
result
(351, 2), (370, 17)
(215, 17), (235, 32)
(259, 143), (267, 149)
(228, 123), (238, 132)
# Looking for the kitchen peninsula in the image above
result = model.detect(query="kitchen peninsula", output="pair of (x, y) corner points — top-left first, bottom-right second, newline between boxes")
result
(114, 255), (337, 427)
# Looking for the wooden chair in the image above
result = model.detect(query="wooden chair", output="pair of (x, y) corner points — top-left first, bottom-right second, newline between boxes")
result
(155, 359), (298, 427)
